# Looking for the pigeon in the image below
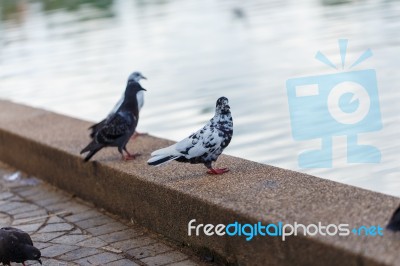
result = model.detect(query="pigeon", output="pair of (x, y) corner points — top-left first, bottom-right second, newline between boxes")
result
(81, 79), (146, 162)
(387, 205), (400, 231)
(89, 71), (147, 139)
(147, 97), (233, 175)
(0, 227), (42, 266)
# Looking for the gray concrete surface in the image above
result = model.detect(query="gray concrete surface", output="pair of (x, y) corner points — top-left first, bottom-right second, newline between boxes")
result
(1, 100), (400, 265)
(0, 161), (208, 266)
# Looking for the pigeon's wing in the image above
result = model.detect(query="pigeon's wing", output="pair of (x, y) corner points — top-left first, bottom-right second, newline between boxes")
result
(12, 232), (33, 246)
(89, 119), (106, 139)
(175, 121), (224, 159)
(89, 93), (125, 139)
(95, 112), (136, 145)
(1, 228), (32, 246)
(0, 229), (15, 259)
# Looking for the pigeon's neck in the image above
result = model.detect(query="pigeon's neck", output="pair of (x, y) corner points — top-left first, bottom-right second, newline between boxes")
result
(120, 83), (141, 116)
(215, 109), (231, 116)
(213, 111), (233, 130)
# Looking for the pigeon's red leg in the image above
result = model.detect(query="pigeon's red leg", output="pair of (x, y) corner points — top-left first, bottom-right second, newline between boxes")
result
(122, 148), (140, 161)
(131, 131), (148, 140)
(123, 150), (136, 161)
(207, 168), (229, 175)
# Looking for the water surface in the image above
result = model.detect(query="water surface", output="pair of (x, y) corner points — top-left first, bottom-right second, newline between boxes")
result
(1, 0), (399, 196)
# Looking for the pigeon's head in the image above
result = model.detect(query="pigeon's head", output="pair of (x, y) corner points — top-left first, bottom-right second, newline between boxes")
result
(23, 245), (42, 264)
(215, 97), (230, 114)
(128, 72), (147, 83)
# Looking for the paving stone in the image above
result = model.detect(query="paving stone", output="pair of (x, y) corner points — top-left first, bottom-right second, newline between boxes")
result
(0, 212), (12, 226)
(13, 217), (47, 226)
(0, 163), (206, 266)
(127, 243), (174, 259)
(97, 228), (144, 243)
(32, 242), (52, 250)
(32, 232), (66, 242)
(76, 237), (108, 248)
(111, 236), (158, 251)
(45, 202), (90, 214)
(25, 191), (57, 202)
(141, 250), (189, 265)
(27, 259), (78, 266)
(168, 260), (201, 266)
(17, 186), (42, 197)
(47, 216), (65, 224)
(74, 216), (114, 230)
(74, 252), (124, 265)
(0, 191), (14, 200)
(69, 228), (83, 235)
(7, 203), (40, 215)
(40, 244), (79, 258)
(111, 259), (140, 266)
(58, 247), (101, 261)
(64, 210), (102, 223)
(0, 201), (27, 212)
(14, 223), (44, 233)
(51, 234), (91, 245)
(38, 223), (74, 233)
(13, 208), (47, 219)
(35, 196), (66, 207)
(85, 222), (127, 236)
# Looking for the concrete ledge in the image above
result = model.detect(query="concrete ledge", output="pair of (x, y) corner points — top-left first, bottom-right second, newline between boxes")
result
(0, 100), (400, 265)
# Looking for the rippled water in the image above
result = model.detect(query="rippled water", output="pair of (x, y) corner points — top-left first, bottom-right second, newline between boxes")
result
(0, 0), (399, 196)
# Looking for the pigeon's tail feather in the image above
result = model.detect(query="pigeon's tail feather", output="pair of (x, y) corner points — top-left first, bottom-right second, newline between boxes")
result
(89, 120), (105, 139)
(148, 144), (182, 166)
(83, 147), (103, 162)
(147, 155), (180, 166)
(150, 144), (179, 157)
(80, 142), (94, 154)
(80, 141), (103, 162)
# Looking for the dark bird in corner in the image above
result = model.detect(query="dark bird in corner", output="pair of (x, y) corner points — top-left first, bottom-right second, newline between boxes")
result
(81, 77), (146, 162)
(89, 71), (147, 140)
(148, 97), (233, 175)
(387, 205), (400, 231)
(0, 227), (42, 266)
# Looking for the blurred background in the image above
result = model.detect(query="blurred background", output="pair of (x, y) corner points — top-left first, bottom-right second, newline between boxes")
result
(0, 0), (399, 196)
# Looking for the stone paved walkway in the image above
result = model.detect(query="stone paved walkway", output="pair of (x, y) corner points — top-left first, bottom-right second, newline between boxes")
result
(0, 162), (209, 266)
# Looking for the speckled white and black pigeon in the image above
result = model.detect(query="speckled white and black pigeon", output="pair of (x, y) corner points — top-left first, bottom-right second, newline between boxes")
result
(89, 71), (147, 139)
(387, 205), (400, 231)
(0, 227), (42, 266)
(81, 80), (146, 162)
(147, 97), (233, 175)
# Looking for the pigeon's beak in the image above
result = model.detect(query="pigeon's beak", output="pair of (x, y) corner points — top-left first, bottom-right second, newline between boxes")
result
(141, 88), (147, 91)
(38, 259), (42, 265)
(141, 75), (147, 80)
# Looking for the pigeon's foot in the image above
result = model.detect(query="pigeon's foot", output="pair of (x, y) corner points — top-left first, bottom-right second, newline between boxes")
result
(131, 131), (148, 140)
(122, 153), (141, 161)
(207, 168), (229, 175)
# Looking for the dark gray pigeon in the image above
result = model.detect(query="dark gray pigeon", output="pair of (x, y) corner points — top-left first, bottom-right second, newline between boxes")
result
(0, 227), (42, 266)
(89, 71), (147, 139)
(81, 80), (146, 162)
(387, 205), (400, 231)
(147, 97), (233, 175)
